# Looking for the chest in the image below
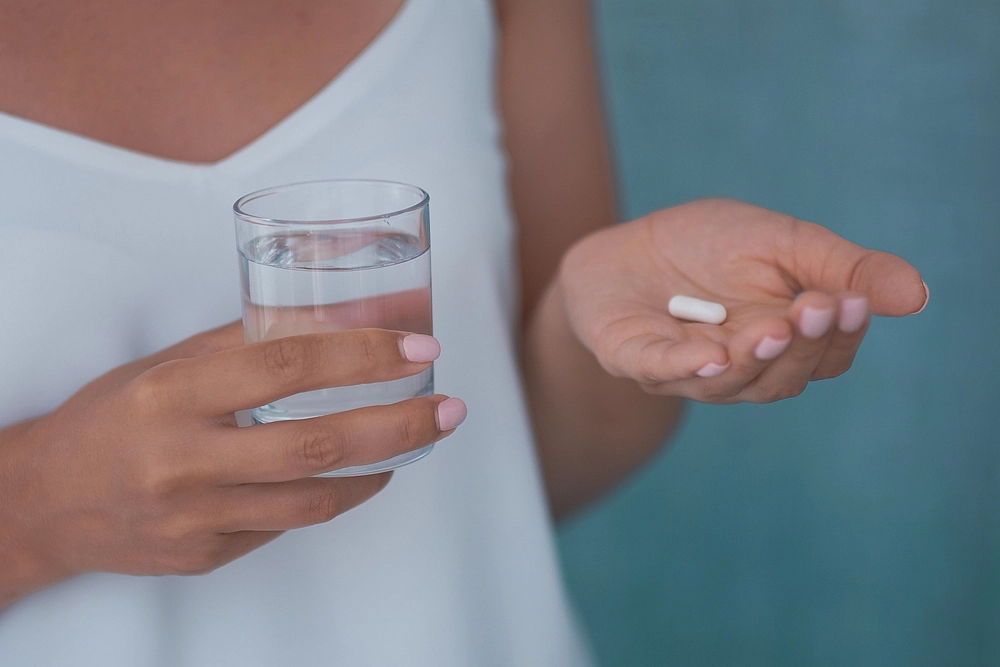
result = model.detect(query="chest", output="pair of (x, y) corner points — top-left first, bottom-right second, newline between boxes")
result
(0, 0), (404, 163)
(0, 0), (515, 427)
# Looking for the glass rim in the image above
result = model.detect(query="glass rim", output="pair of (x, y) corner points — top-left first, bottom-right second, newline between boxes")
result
(233, 179), (430, 228)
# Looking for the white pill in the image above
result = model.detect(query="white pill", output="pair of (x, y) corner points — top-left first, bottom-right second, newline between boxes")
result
(668, 295), (727, 325)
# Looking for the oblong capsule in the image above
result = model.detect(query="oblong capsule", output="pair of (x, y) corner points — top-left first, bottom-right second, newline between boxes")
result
(667, 295), (727, 325)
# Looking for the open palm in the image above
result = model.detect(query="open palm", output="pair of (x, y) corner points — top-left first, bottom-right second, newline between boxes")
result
(559, 198), (927, 403)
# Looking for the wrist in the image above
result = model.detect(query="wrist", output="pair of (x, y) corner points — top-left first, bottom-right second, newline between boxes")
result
(0, 419), (72, 610)
(525, 274), (578, 360)
(0, 542), (67, 611)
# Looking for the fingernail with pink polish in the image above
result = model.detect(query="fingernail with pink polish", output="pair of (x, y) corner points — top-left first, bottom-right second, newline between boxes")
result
(799, 307), (835, 339)
(754, 336), (792, 361)
(696, 362), (729, 378)
(913, 281), (930, 314)
(436, 397), (468, 431)
(401, 334), (441, 363)
(838, 297), (868, 333)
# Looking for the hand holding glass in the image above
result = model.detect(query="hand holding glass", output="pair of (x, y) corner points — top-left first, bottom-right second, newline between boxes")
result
(234, 180), (433, 476)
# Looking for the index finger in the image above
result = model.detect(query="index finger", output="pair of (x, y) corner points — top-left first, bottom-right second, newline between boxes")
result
(784, 220), (928, 316)
(139, 329), (439, 416)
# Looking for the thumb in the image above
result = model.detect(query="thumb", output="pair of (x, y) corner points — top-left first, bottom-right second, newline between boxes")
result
(789, 221), (928, 316)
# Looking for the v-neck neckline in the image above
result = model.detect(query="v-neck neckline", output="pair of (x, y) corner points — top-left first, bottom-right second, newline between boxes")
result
(0, 0), (425, 180)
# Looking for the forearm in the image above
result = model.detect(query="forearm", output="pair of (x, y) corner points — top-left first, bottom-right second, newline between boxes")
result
(523, 276), (685, 520)
(0, 418), (66, 611)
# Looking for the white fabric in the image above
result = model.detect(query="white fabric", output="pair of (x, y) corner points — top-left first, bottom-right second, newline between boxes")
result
(0, 0), (593, 664)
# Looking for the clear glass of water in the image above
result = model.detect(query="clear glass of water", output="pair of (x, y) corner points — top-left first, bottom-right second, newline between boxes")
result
(234, 180), (433, 477)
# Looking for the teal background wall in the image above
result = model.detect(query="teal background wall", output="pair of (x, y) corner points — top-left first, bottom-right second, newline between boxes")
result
(557, 1), (999, 666)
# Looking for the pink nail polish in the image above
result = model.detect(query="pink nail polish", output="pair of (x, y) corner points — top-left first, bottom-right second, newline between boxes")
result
(436, 397), (467, 431)
(401, 334), (441, 363)
(696, 362), (729, 378)
(754, 336), (792, 360)
(838, 297), (868, 334)
(799, 307), (835, 339)
(913, 281), (930, 314)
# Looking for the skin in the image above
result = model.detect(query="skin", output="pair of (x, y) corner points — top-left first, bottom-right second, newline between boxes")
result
(0, 0), (927, 608)
(0, 324), (459, 608)
(497, 0), (921, 514)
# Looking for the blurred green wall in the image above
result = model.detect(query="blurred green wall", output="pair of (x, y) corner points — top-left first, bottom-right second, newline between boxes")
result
(557, 1), (1000, 665)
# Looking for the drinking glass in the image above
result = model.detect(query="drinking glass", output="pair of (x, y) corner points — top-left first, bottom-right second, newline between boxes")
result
(234, 180), (433, 476)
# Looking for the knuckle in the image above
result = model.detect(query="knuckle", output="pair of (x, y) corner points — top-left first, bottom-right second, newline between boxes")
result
(718, 384), (743, 400)
(306, 488), (341, 524)
(598, 355), (628, 380)
(698, 384), (738, 403)
(743, 389), (777, 404)
(696, 388), (721, 403)
(759, 383), (807, 403)
(133, 447), (187, 499)
(156, 519), (221, 575)
(185, 322), (241, 356)
(639, 382), (678, 397)
(602, 336), (636, 380)
(171, 545), (223, 576)
(261, 336), (318, 386)
(296, 425), (347, 472)
(636, 364), (662, 386)
(359, 330), (381, 366)
(128, 363), (182, 415)
(347, 330), (384, 382)
(639, 382), (665, 395)
(135, 465), (177, 500)
(744, 386), (769, 404)
(814, 360), (853, 381)
(628, 343), (665, 384)
(396, 406), (421, 446)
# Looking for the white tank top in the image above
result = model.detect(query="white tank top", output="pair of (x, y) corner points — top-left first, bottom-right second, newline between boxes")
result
(0, 0), (593, 664)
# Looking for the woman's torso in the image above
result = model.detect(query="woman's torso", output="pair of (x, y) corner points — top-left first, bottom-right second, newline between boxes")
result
(0, 0), (592, 664)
